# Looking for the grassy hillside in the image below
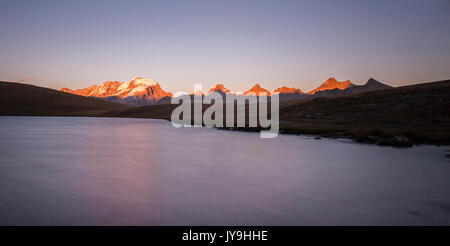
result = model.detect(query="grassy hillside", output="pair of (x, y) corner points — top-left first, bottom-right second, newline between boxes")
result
(277, 80), (450, 144)
(0, 81), (131, 116)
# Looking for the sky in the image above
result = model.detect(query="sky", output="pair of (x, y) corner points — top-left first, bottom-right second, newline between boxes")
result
(0, 0), (449, 93)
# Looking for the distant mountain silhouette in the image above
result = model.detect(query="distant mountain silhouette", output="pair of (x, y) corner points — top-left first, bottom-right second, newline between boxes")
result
(363, 77), (392, 89)
(314, 78), (392, 96)
(273, 86), (310, 101)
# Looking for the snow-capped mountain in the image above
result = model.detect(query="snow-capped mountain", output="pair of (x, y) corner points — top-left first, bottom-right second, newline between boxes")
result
(61, 77), (172, 106)
(208, 84), (230, 95)
(60, 77), (393, 107)
(313, 78), (392, 96)
(308, 78), (353, 94)
(274, 86), (303, 94)
(244, 84), (271, 96)
(273, 86), (309, 101)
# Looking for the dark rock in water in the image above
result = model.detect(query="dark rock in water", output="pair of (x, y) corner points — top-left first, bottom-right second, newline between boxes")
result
(353, 135), (412, 147)
(388, 136), (413, 147)
(374, 136), (390, 146)
(314, 136), (322, 140)
(362, 135), (387, 145)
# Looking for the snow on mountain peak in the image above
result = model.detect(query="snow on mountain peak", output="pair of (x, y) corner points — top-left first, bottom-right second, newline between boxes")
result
(244, 83), (271, 96)
(130, 77), (158, 86)
(208, 84), (230, 94)
(60, 77), (170, 100)
(308, 78), (353, 94)
(274, 86), (303, 94)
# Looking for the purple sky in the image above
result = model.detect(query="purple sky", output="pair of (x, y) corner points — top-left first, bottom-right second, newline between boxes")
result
(1, 0), (449, 92)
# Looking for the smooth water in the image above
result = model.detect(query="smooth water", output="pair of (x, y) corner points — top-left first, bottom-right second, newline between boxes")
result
(0, 116), (449, 225)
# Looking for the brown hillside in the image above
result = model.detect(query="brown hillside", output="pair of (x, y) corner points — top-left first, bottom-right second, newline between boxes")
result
(0, 81), (131, 116)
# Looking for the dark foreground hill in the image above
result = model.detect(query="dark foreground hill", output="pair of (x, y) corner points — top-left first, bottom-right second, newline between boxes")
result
(0, 81), (130, 116)
(277, 79), (450, 145)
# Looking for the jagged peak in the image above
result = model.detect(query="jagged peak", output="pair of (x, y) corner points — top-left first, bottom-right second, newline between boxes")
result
(324, 77), (337, 83)
(244, 83), (271, 96)
(364, 78), (392, 88)
(250, 83), (262, 89)
(366, 77), (378, 84)
(323, 77), (351, 85)
(308, 78), (353, 94)
(208, 83), (230, 94)
(274, 86), (303, 94)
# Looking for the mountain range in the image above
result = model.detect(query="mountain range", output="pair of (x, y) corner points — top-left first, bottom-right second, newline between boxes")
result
(313, 78), (393, 97)
(60, 77), (392, 106)
(2, 78), (449, 145)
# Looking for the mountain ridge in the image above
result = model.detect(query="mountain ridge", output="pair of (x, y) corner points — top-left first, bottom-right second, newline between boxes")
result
(313, 78), (392, 96)
(61, 77), (393, 106)
(208, 84), (230, 94)
(308, 78), (353, 94)
(244, 83), (271, 96)
(61, 77), (172, 107)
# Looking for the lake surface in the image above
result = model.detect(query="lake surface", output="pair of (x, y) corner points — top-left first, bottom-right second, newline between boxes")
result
(0, 116), (449, 225)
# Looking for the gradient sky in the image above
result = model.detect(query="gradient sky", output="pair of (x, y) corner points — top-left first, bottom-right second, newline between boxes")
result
(1, 0), (449, 93)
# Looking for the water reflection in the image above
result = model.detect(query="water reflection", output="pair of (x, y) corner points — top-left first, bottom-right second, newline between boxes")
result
(0, 117), (449, 225)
